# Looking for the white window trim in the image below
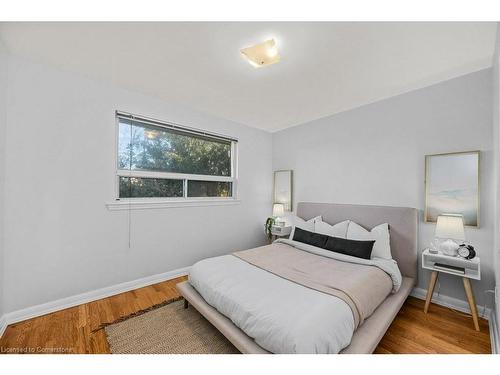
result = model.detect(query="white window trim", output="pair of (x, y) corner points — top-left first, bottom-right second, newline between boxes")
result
(116, 170), (234, 182)
(106, 112), (240, 210)
(106, 197), (241, 211)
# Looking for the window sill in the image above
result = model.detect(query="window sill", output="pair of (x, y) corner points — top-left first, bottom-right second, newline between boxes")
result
(106, 198), (241, 211)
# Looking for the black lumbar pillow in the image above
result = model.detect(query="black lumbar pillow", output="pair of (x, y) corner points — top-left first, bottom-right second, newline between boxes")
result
(292, 227), (329, 249)
(324, 236), (375, 260)
(292, 227), (375, 260)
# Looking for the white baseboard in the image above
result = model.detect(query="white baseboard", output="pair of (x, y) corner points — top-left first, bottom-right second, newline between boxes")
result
(0, 314), (7, 339)
(490, 307), (499, 354)
(0, 266), (190, 338)
(411, 287), (491, 320)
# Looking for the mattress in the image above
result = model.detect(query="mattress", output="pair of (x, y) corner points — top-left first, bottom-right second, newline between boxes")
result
(189, 240), (401, 354)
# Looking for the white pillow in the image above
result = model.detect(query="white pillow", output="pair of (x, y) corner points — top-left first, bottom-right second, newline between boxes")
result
(289, 215), (322, 239)
(346, 221), (391, 259)
(315, 220), (350, 238)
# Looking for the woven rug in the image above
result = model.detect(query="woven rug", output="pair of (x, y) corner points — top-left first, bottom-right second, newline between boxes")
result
(104, 299), (240, 354)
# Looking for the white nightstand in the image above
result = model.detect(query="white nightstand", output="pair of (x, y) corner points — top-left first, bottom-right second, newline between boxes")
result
(270, 225), (292, 241)
(421, 249), (481, 331)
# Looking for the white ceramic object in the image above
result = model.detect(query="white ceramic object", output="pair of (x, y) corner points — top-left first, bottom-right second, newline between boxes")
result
(439, 238), (459, 256)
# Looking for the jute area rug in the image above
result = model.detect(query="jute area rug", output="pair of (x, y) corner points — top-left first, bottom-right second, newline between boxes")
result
(104, 299), (240, 354)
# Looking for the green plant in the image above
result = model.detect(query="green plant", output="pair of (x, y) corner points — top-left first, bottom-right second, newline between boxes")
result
(264, 217), (276, 242)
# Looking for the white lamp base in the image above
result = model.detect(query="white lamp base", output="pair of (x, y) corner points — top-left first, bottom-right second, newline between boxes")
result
(439, 239), (459, 256)
(274, 217), (285, 227)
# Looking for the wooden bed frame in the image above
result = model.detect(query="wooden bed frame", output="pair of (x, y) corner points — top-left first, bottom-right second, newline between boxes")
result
(177, 202), (418, 354)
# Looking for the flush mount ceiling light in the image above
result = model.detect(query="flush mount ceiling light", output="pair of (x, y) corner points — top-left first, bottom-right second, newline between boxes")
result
(240, 39), (280, 68)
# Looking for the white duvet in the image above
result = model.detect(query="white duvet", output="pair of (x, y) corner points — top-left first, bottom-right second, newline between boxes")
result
(189, 240), (401, 354)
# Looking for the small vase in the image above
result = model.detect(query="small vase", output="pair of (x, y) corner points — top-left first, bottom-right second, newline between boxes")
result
(439, 239), (459, 256)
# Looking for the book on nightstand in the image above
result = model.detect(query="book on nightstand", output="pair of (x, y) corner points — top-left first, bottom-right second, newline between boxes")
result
(433, 263), (465, 275)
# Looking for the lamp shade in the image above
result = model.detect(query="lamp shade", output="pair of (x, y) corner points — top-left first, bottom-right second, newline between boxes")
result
(272, 203), (285, 217)
(435, 214), (465, 240)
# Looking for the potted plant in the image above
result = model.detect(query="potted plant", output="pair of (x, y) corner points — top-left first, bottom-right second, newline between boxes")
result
(264, 217), (276, 243)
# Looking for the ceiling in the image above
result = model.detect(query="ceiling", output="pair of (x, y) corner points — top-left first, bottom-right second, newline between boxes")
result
(0, 22), (497, 132)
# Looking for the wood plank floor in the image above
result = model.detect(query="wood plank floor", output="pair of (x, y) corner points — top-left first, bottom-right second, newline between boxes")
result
(0, 276), (491, 354)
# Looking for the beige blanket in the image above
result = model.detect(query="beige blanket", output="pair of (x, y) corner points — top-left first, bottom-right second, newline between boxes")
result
(233, 242), (393, 329)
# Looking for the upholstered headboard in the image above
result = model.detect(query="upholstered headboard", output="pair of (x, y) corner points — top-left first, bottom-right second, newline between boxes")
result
(297, 202), (418, 279)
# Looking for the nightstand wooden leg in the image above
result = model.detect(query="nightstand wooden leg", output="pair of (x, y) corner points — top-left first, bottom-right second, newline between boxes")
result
(424, 271), (438, 313)
(463, 278), (480, 331)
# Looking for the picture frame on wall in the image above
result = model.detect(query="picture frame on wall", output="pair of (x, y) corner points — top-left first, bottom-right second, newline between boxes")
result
(424, 150), (480, 227)
(273, 170), (293, 212)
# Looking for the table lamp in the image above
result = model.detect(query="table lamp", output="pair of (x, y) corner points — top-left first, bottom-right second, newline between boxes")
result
(272, 203), (285, 226)
(435, 214), (465, 256)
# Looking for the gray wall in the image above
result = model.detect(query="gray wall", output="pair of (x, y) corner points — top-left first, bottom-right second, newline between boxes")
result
(493, 23), (500, 336)
(273, 68), (494, 306)
(2, 54), (273, 313)
(0, 39), (7, 318)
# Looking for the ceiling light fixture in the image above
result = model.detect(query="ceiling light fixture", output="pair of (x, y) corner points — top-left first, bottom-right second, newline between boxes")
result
(240, 39), (280, 68)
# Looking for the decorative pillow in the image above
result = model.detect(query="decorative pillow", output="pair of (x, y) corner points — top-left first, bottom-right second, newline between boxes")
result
(324, 236), (375, 260)
(315, 220), (350, 238)
(289, 215), (322, 239)
(346, 221), (391, 259)
(292, 227), (329, 249)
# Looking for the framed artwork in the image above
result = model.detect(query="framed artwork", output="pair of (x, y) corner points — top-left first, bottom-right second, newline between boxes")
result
(274, 170), (293, 212)
(424, 151), (480, 227)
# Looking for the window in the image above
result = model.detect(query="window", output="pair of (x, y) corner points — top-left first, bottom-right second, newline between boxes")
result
(116, 112), (237, 201)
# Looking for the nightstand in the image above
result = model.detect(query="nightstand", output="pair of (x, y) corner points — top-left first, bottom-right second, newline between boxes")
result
(270, 225), (292, 241)
(421, 249), (481, 331)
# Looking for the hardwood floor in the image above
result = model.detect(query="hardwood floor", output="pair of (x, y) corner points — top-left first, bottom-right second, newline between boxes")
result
(375, 296), (491, 354)
(0, 277), (491, 354)
(0, 276), (188, 354)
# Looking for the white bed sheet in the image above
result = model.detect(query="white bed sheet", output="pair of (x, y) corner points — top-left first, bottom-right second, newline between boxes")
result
(189, 254), (355, 354)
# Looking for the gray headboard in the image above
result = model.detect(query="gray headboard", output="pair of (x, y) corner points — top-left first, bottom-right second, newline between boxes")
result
(297, 202), (418, 279)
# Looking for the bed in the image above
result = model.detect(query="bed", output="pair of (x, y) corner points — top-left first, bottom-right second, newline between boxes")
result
(176, 202), (418, 354)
